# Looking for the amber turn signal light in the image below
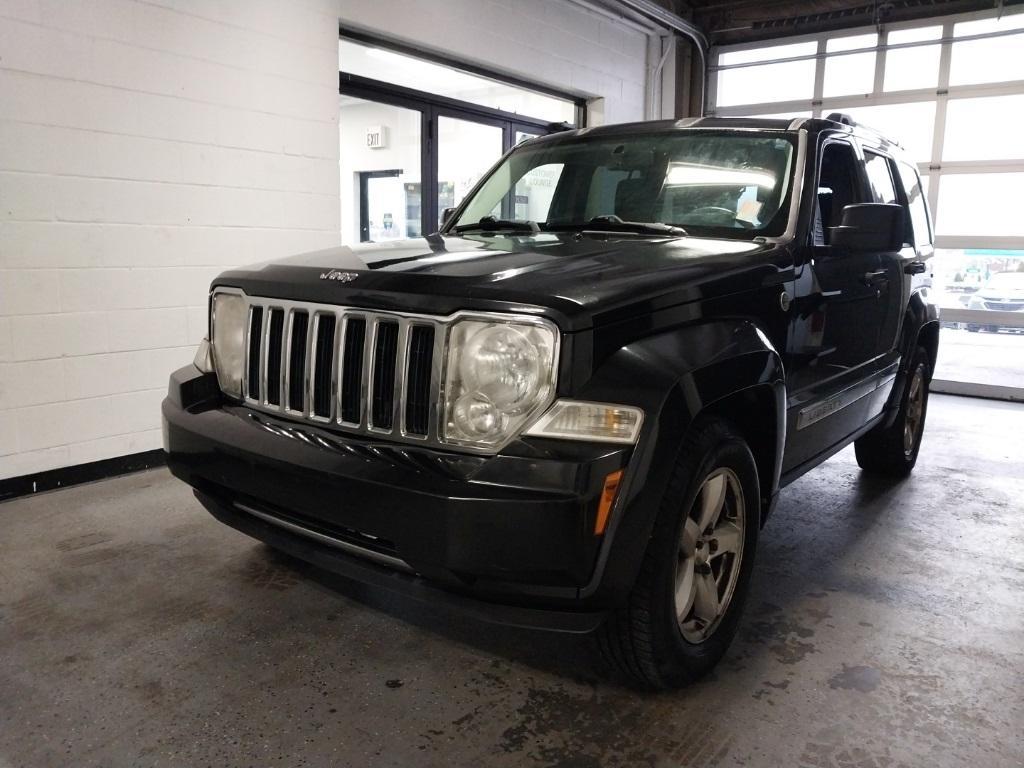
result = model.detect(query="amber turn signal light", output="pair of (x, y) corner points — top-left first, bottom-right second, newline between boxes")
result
(595, 469), (625, 535)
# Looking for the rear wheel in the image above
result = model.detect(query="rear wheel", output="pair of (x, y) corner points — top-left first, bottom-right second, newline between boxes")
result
(854, 345), (930, 476)
(598, 418), (759, 690)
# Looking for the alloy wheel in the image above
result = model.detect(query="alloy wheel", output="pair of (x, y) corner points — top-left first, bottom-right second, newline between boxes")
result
(674, 467), (746, 644)
(904, 365), (925, 457)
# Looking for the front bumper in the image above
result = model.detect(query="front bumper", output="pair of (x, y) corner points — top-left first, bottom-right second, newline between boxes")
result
(162, 364), (635, 631)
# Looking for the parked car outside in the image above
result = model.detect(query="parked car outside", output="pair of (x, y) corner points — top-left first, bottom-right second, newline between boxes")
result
(966, 272), (1024, 333)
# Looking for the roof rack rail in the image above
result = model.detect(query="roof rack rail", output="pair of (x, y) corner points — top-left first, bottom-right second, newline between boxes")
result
(824, 112), (901, 148)
(825, 112), (856, 126)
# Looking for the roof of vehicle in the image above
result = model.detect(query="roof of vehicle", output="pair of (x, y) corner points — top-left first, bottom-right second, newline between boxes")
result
(534, 113), (907, 158)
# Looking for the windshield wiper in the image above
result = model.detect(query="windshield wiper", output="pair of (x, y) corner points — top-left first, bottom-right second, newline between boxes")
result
(551, 215), (687, 237)
(454, 216), (540, 233)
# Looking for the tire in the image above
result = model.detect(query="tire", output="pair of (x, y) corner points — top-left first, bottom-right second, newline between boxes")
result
(597, 418), (760, 690)
(966, 324), (980, 333)
(854, 345), (930, 477)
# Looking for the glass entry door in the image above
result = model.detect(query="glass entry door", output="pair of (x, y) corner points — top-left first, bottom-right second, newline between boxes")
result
(437, 115), (504, 227)
(359, 170), (413, 242)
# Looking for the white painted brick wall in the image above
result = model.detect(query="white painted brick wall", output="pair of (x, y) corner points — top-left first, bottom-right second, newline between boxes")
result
(0, 0), (651, 480)
(0, 0), (343, 479)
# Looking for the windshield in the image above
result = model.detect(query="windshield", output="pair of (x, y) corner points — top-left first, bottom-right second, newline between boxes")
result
(449, 131), (797, 239)
(986, 272), (1024, 290)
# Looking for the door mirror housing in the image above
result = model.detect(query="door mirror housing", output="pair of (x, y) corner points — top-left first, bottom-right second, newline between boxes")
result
(441, 207), (457, 226)
(829, 203), (904, 252)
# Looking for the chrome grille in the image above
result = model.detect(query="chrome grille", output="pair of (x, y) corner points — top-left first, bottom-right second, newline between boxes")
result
(241, 296), (445, 443)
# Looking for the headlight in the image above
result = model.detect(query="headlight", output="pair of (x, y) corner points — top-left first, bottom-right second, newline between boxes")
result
(211, 292), (247, 399)
(443, 317), (558, 448)
(968, 295), (984, 309)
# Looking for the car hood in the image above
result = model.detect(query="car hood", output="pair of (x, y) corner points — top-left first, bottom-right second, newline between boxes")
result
(212, 233), (790, 331)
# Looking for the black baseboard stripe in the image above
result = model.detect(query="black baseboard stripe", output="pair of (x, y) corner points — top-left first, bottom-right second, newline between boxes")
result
(0, 449), (167, 503)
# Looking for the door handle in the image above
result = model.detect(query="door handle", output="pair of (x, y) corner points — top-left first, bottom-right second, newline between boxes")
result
(904, 260), (927, 275)
(862, 269), (888, 286)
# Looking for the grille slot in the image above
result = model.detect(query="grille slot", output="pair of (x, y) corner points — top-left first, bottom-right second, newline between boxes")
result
(312, 314), (336, 419)
(265, 308), (285, 406)
(235, 296), (475, 449)
(371, 321), (400, 430)
(340, 317), (366, 424)
(246, 306), (263, 400)
(405, 325), (435, 436)
(287, 310), (309, 412)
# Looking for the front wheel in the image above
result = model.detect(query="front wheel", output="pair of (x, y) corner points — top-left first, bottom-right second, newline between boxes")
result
(598, 418), (759, 690)
(854, 345), (930, 476)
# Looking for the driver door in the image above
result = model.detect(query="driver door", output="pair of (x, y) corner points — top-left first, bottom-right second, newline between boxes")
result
(783, 139), (890, 472)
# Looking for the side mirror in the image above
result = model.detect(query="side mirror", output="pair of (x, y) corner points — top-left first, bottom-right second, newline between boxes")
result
(441, 207), (457, 226)
(829, 203), (904, 252)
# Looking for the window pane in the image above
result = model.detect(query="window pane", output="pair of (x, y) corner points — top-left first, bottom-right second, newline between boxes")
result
(864, 151), (897, 203)
(936, 174), (1024, 237)
(339, 97), (421, 245)
(889, 25), (942, 43)
(884, 27), (941, 91)
(950, 14), (1024, 86)
(514, 164), (564, 221)
(843, 102), (936, 164)
(437, 117), (504, 226)
(944, 95), (1024, 161)
(718, 41), (817, 66)
(896, 162), (931, 247)
(930, 248), (1024, 389)
(339, 39), (576, 124)
(828, 33), (876, 53)
(823, 34), (876, 98)
(953, 13), (1024, 36)
(716, 59), (816, 106)
(823, 54), (875, 96)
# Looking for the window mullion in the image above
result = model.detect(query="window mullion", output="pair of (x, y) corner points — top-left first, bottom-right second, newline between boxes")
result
(873, 30), (887, 96)
(927, 20), (955, 231)
(812, 38), (826, 118)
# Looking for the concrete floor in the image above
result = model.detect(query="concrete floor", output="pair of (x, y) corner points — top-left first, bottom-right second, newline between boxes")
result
(1, 394), (1022, 768)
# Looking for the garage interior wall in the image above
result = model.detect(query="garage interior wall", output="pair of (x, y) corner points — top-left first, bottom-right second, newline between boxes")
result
(0, 0), (653, 482)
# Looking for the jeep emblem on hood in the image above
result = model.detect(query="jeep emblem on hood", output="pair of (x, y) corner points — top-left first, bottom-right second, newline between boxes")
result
(320, 270), (358, 283)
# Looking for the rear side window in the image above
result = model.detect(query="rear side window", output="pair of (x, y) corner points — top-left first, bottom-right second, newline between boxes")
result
(864, 150), (898, 204)
(896, 162), (932, 247)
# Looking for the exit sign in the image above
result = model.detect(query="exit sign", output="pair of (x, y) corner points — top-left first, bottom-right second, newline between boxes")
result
(366, 125), (388, 149)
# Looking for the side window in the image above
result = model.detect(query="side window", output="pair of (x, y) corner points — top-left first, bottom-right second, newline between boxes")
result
(896, 161), (932, 247)
(816, 141), (865, 245)
(863, 150), (898, 204)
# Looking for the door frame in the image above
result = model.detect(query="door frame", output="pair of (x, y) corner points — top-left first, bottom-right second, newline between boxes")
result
(358, 169), (403, 243)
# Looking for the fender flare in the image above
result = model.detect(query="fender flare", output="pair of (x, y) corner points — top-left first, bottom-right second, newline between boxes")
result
(882, 289), (940, 428)
(576, 319), (786, 601)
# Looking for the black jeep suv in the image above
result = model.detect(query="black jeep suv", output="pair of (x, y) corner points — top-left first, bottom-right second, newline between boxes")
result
(163, 114), (939, 689)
